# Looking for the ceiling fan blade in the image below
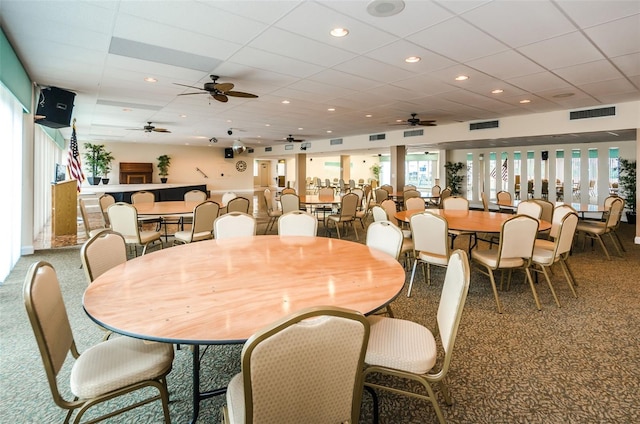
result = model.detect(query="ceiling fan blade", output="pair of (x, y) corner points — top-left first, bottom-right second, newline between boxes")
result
(418, 120), (437, 126)
(173, 83), (206, 91)
(213, 93), (229, 103)
(226, 90), (258, 98)
(153, 128), (171, 133)
(214, 82), (234, 92)
(177, 92), (209, 96)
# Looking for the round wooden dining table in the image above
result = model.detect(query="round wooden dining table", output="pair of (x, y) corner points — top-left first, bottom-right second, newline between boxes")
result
(132, 200), (206, 215)
(83, 235), (405, 423)
(298, 194), (343, 205)
(395, 209), (551, 233)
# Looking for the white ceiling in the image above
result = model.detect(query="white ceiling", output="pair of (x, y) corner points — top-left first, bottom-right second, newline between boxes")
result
(1, 0), (639, 152)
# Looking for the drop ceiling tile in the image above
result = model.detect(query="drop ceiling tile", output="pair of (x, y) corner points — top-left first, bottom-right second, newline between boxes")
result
(407, 17), (509, 62)
(506, 71), (575, 93)
(309, 69), (384, 91)
(466, 50), (546, 80)
(517, 31), (605, 70)
(611, 53), (640, 76)
(578, 77), (638, 97)
(555, 0), (640, 27)
(227, 46), (323, 78)
(364, 40), (457, 73)
(333, 56), (416, 83)
(554, 60), (626, 85)
(584, 15), (640, 57)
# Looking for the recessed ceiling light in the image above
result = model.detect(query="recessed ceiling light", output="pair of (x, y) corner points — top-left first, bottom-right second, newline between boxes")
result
(519, 99), (531, 104)
(265, 124), (270, 127)
(179, 114), (187, 118)
(298, 127), (304, 130)
(326, 130), (332, 133)
(396, 119), (403, 123)
(405, 56), (421, 63)
(553, 92), (575, 98)
(282, 100), (290, 104)
(365, 114), (372, 118)
(367, 0), (405, 17)
(144, 77), (157, 83)
(122, 108), (132, 112)
(455, 75), (469, 81)
(330, 28), (349, 37)
(226, 120), (232, 123)
(328, 108), (335, 112)
(491, 89), (504, 94)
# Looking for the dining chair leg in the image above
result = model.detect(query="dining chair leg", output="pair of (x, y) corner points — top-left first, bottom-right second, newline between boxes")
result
(486, 268), (503, 314)
(525, 267), (542, 311)
(407, 259), (419, 297)
(538, 265), (561, 307)
(559, 260), (578, 296)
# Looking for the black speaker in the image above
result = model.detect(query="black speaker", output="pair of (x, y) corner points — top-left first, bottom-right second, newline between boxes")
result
(35, 87), (76, 128)
(224, 148), (234, 159)
(541, 151), (549, 161)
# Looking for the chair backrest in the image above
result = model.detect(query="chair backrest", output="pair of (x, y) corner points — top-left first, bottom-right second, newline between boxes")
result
(131, 191), (155, 204)
(442, 196), (469, 211)
(439, 188), (452, 207)
(366, 221), (403, 260)
(480, 192), (489, 211)
(410, 212), (449, 258)
(281, 187), (296, 195)
(318, 187), (334, 197)
(380, 199), (399, 226)
(405, 197), (426, 211)
(280, 193), (301, 214)
(403, 189), (421, 201)
(325, 178), (331, 187)
(403, 185), (417, 191)
(338, 193), (359, 217)
(239, 306), (369, 424)
(371, 205), (388, 222)
(532, 199), (553, 223)
(349, 179), (356, 189)
(605, 198), (624, 230)
(553, 211), (579, 258)
(81, 229), (127, 283)
(496, 215), (539, 263)
(222, 192), (238, 205)
(278, 210), (318, 236)
(108, 203), (141, 242)
(437, 250), (471, 374)
(263, 188), (276, 212)
(380, 184), (393, 194)
(604, 195), (620, 211)
(496, 191), (512, 206)
(550, 204), (577, 239)
(214, 212), (256, 239)
(350, 188), (364, 209)
(98, 194), (115, 226)
(374, 188), (389, 203)
(190, 201), (219, 237)
(227, 197), (250, 214)
(23, 261), (76, 406)
(79, 198), (104, 236)
(431, 185), (442, 197)
(184, 190), (207, 202)
(516, 200), (543, 219)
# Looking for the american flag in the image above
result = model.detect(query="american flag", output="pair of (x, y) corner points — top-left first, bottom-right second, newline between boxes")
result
(66, 120), (85, 192)
(491, 159), (508, 182)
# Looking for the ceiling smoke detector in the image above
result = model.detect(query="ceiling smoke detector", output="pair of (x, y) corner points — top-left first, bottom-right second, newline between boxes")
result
(367, 0), (405, 17)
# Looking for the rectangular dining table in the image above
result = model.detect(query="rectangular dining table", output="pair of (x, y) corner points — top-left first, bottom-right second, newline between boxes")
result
(83, 235), (406, 423)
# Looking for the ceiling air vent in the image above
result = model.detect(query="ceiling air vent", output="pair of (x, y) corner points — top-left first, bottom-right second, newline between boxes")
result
(265, 146), (272, 152)
(369, 133), (386, 141)
(470, 120), (499, 130)
(570, 106), (616, 120)
(247, 148), (254, 154)
(330, 138), (343, 145)
(403, 129), (423, 137)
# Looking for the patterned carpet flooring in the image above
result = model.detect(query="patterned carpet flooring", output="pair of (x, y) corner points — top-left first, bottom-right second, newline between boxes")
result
(1, 214), (639, 423)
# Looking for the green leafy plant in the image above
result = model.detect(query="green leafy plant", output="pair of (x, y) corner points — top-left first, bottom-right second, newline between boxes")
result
(83, 143), (113, 184)
(618, 158), (636, 214)
(157, 154), (171, 178)
(370, 163), (381, 181)
(444, 161), (465, 195)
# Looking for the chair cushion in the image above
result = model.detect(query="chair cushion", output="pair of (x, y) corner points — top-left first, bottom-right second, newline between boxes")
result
(531, 247), (555, 265)
(471, 249), (524, 269)
(534, 239), (555, 250)
(417, 251), (449, 266)
(139, 230), (161, 244)
(70, 336), (173, 398)
(576, 220), (606, 235)
(365, 315), (436, 375)
(174, 230), (212, 243)
(226, 373), (245, 424)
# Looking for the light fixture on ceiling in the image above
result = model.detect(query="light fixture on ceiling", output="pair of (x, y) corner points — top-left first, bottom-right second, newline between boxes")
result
(330, 28), (349, 37)
(232, 140), (247, 155)
(367, 0), (405, 17)
(328, 108), (335, 111)
(491, 89), (504, 94)
(455, 75), (469, 81)
(553, 92), (575, 98)
(405, 56), (421, 63)
(519, 99), (531, 104)
(282, 100), (290, 104)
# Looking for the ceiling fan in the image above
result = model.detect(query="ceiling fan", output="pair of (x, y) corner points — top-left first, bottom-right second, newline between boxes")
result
(127, 122), (171, 133)
(174, 75), (258, 103)
(277, 134), (306, 143)
(396, 113), (437, 127)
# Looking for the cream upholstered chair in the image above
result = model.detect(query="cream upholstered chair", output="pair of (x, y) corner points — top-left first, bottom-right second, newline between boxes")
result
(403, 184), (417, 191)
(531, 210), (580, 307)
(603, 195), (626, 252)
(280, 193), (301, 214)
(438, 187), (452, 208)
(220, 192), (238, 215)
(496, 190), (513, 212)
(374, 188), (389, 204)
(79, 198), (107, 238)
(180, 189), (208, 229)
(576, 197), (624, 260)
(429, 185), (442, 207)
(380, 184), (393, 194)
(23, 261), (174, 424)
(407, 212), (451, 296)
(262, 188), (282, 234)
(480, 192), (489, 211)
(214, 212), (256, 240)
(281, 187), (296, 195)
(532, 198), (554, 238)
(366, 220), (404, 317)
(442, 196), (475, 251)
(227, 197), (250, 214)
(516, 200), (543, 219)
(327, 192), (359, 240)
(222, 306), (369, 424)
(314, 187), (335, 225)
(364, 250), (471, 424)
(98, 193), (115, 226)
(380, 199), (414, 268)
(108, 202), (162, 256)
(174, 201), (219, 245)
(405, 197), (426, 211)
(278, 210), (318, 236)
(371, 205), (388, 223)
(471, 214), (539, 313)
(403, 189), (421, 202)
(130, 190), (163, 230)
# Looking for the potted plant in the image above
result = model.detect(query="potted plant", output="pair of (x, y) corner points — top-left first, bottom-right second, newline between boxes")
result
(83, 143), (111, 185)
(157, 154), (171, 183)
(98, 150), (114, 184)
(444, 161), (465, 195)
(618, 158), (636, 224)
(370, 163), (381, 183)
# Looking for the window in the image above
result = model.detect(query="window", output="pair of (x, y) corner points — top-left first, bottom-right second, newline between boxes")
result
(466, 153), (473, 200)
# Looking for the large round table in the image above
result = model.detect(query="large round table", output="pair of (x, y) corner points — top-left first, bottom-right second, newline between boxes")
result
(395, 209), (551, 233)
(83, 235), (405, 423)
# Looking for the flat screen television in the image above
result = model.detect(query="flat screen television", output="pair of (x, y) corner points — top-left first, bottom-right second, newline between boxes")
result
(54, 163), (66, 183)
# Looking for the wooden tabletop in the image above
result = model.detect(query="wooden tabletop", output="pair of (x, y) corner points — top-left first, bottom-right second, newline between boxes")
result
(494, 200), (606, 214)
(395, 209), (551, 233)
(83, 235), (405, 344)
(298, 194), (343, 204)
(133, 200), (204, 215)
